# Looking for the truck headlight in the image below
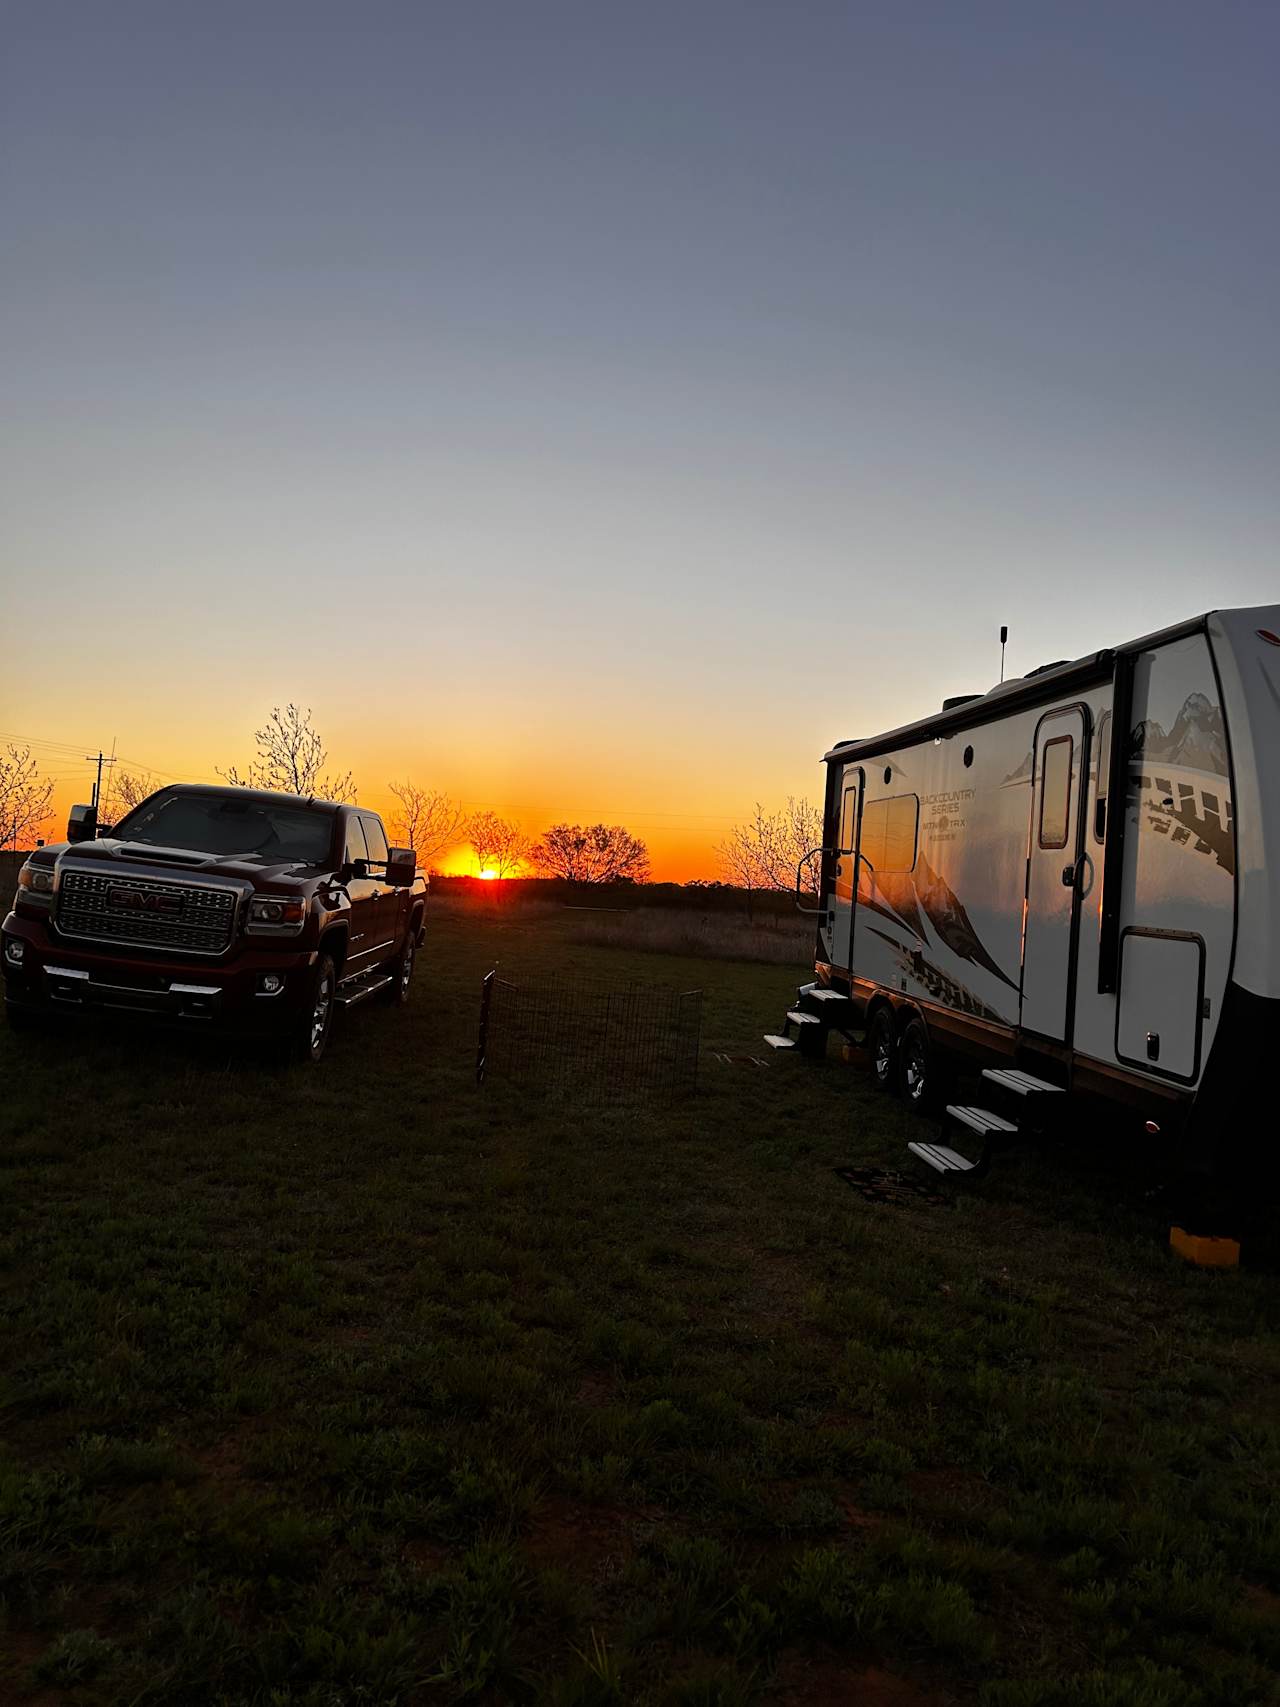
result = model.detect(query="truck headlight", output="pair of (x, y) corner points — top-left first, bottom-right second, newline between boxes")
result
(246, 895), (308, 935)
(17, 863), (54, 897)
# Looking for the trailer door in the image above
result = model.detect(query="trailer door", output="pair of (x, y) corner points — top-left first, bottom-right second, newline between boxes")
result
(831, 767), (862, 970)
(1021, 709), (1088, 1041)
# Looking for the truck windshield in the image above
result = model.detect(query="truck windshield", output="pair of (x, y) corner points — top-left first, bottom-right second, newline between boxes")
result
(114, 793), (333, 864)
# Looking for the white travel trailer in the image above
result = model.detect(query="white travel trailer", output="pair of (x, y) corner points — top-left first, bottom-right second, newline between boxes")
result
(768, 606), (1280, 1183)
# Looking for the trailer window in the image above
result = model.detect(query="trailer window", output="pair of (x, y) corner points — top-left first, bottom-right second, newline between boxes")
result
(839, 788), (857, 853)
(860, 794), (918, 874)
(1094, 712), (1111, 843)
(1038, 737), (1073, 850)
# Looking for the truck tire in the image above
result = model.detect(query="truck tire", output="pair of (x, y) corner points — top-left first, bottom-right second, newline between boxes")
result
(294, 953), (336, 1064)
(384, 932), (417, 1005)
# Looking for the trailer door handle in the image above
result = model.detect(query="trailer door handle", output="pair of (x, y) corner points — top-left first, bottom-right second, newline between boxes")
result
(1061, 862), (1077, 889)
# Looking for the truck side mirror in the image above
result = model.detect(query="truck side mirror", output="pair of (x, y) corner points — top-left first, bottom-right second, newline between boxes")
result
(385, 847), (417, 887)
(67, 804), (97, 844)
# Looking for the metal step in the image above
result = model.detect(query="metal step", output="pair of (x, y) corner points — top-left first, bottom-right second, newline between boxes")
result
(908, 1141), (979, 1174)
(982, 1067), (1064, 1097)
(336, 973), (395, 1008)
(763, 1033), (797, 1050)
(786, 1009), (822, 1026)
(945, 1104), (1019, 1136)
(805, 988), (851, 1004)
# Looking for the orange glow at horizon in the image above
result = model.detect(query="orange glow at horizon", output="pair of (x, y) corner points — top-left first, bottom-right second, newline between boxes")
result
(17, 686), (841, 884)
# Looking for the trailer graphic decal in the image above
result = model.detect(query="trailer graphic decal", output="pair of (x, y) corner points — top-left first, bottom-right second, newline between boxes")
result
(859, 857), (1017, 994)
(864, 927), (1005, 1021)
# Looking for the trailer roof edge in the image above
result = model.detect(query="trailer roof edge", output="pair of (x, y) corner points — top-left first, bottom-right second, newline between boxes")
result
(823, 611), (1212, 764)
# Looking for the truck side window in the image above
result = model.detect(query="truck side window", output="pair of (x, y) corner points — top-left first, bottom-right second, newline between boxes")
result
(360, 815), (390, 866)
(344, 819), (370, 867)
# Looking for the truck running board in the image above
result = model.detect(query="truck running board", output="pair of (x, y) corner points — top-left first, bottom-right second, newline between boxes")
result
(336, 973), (394, 1008)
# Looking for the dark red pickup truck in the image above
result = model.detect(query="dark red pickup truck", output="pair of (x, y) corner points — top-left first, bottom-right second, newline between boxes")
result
(2, 784), (427, 1062)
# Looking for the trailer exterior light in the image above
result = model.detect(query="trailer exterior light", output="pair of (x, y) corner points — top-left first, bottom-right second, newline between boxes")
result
(1257, 629), (1280, 647)
(1144, 1120), (1161, 1136)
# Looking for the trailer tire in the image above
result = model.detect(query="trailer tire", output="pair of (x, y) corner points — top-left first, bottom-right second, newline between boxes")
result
(898, 1016), (948, 1115)
(868, 1006), (898, 1094)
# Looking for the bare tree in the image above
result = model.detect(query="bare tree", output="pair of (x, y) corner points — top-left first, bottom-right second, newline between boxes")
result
(468, 810), (528, 878)
(218, 704), (356, 801)
(716, 797), (823, 902)
(101, 767), (156, 824)
(781, 796), (824, 896)
(387, 782), (468, 866)
(531, 822), (650, 883)
(0, 745), (54, 850)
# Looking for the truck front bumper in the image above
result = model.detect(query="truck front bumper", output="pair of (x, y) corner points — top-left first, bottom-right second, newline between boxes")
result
(1, 910), (318, 1037)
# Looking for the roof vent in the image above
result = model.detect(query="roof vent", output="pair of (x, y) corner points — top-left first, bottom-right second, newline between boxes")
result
(942, 694), (982, 711)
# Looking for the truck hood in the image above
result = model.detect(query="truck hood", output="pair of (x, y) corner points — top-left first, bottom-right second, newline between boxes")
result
(54, 839), (322, 890)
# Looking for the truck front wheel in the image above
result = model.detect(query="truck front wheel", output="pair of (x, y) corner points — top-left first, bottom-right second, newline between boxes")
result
(295, 953), (336, 1063)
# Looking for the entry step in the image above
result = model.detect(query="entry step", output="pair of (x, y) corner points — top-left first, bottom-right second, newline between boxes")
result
(786, 1009), (821, 1027)
(763, 1034), (797, 1051)
(982, 1067), (1064, 1097)
(908, 1141), (978, 1174)
(805, 988), (851, 1004)
(945, 1104), (1019, 1136)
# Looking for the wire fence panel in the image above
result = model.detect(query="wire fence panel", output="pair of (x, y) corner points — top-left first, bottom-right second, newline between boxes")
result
(476, 969), (702, 1104)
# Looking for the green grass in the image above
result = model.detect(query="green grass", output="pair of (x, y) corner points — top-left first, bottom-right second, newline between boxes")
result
(1, 899), (1278, 1704)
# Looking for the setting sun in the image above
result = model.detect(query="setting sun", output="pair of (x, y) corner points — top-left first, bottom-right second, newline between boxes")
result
(478, 869), (498, 881)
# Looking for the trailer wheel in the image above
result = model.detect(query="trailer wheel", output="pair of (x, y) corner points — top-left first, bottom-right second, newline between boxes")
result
(869, 1007), (898, 1094)
(898, 1016), (946, 1114)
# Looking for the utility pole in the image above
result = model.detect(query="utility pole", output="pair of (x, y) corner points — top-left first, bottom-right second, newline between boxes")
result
(85, 748), (117, 818)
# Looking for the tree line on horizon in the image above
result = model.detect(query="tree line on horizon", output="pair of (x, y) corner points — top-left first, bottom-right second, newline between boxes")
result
(2, 704), (823, 895)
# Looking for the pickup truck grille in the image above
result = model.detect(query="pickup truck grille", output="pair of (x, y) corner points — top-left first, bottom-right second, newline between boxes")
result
(56, 870), (239, 955)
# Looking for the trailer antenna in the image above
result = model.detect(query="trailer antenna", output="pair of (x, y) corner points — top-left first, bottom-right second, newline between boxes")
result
(999, 625), (1008, 683)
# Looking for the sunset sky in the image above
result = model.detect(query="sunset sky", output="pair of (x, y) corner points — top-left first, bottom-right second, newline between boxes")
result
(4, 2), (1278, 878)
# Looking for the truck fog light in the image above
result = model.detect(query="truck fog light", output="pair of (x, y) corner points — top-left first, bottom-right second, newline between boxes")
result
(257, 972), (284, 996)
(3, 940), (24, 967)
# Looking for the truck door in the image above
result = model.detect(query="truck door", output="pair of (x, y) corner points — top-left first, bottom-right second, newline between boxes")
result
(358, 813), (400, 964)
(831, 766), (862, 970)
(1021, 708), (1089, 1041)
(340, 817), (382, 978)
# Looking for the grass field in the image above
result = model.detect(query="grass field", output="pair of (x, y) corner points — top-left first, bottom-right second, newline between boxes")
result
(2, 899), (1278, 1705)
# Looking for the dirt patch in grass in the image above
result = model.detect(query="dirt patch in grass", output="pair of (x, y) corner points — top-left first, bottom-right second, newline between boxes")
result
(772, 1653), (953, 1705)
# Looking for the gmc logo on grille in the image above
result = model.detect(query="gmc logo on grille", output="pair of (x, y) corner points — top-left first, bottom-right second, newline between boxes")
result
(108, 887), (184, 915)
